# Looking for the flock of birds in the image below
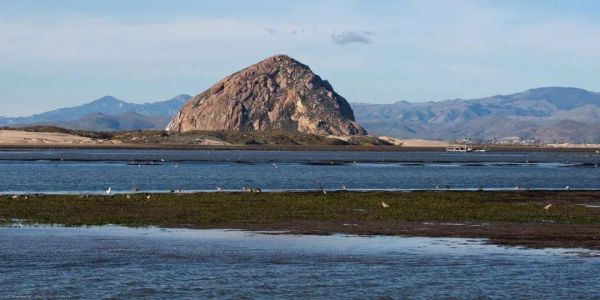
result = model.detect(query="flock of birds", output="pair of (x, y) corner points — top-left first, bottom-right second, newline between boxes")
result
(89, 184), (562, 212)
(5, 184), (562, 213)
(7, 154), (582, 213)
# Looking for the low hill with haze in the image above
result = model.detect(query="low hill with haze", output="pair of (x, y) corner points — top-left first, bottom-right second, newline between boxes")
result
(353, 87), (600, 143)
(0, 94), (191, 130)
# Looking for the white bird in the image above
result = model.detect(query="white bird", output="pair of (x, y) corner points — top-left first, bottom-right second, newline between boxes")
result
(216, 187), (223, 191)
(106, 187), (112, 195)
(342, 185), (347, 190)
(543, 203), (552, 210)
(11, 195), (18, 199)
(126, 194), (131, 199)
(381, 201), (390, 208)
(565, 186), (570, 191)
(146, 195), (151, 199)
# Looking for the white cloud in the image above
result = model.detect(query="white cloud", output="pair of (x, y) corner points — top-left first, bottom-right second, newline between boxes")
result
(1, 0), (600, 116)
(331, 31), (375, 45)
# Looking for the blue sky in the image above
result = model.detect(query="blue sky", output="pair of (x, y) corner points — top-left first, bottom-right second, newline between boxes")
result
(1, 0), (600, 117)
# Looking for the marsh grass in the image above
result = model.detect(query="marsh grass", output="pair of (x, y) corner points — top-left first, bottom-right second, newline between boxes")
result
(1, 191), (599, 227)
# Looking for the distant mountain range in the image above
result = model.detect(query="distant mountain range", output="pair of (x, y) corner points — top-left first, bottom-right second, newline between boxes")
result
(1, 87), (599, 143)
(352, 87), (600, 143)
(0, 94), (191, 131)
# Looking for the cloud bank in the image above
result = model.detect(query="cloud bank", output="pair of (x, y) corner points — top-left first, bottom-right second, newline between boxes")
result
(331, 31), (375, 45)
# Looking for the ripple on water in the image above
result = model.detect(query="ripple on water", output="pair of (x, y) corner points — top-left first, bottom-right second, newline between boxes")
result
(0, 226), (599, 298)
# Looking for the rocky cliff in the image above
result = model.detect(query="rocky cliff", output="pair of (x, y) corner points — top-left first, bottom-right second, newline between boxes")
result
(166, 55), (366, 135)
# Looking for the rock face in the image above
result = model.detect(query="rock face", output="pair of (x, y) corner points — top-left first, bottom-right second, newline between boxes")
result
(166, 55), (366, 135)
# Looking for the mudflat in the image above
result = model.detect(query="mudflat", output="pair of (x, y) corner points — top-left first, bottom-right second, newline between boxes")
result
(2, 191), (599, 249)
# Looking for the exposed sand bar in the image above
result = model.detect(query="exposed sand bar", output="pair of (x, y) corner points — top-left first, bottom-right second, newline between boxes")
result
(1, 129), (599, 152)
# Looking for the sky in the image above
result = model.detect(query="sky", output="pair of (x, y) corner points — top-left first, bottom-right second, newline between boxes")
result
(1, 0), (600, 117)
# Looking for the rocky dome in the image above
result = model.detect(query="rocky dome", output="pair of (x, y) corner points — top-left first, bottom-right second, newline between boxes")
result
(166, 55), (366, 135)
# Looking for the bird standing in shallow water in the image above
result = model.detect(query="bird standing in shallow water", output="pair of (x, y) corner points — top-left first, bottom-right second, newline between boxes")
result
(106, 187), (112, 195)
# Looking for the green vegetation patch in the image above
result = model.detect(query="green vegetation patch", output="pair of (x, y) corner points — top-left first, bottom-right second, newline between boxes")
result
(1, 191), (599, 227)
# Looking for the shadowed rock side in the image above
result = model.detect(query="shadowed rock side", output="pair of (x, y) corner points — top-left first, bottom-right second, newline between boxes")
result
(167, 55), (366, 135)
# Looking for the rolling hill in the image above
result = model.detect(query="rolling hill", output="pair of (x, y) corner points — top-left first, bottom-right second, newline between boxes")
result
(352, 87), (600, 143)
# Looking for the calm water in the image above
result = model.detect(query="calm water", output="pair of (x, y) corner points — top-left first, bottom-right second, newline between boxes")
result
(1, 226), (599, 299)
(0, 149), (599, 193)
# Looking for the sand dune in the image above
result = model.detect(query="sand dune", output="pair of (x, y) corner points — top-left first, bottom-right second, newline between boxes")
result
(0, 130), (120, 146)
(378, 136), (450, 147)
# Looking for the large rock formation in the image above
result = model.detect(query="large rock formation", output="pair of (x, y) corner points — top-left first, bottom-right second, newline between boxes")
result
(166, 55), (366, 135)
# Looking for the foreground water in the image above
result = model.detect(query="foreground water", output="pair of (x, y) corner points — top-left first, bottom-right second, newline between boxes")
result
(0, 149), (599, 193)
(0, 226), (598, 299)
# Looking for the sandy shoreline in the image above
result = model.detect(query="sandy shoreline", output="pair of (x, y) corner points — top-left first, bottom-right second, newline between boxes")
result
(1, 129), (599, 152)
(0, 130), (120, 146)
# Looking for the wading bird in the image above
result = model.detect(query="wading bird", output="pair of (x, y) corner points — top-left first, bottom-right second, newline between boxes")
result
(106, 187), (112, 195)
(543, 203), (552, 210)
(381, 201), (390, 208)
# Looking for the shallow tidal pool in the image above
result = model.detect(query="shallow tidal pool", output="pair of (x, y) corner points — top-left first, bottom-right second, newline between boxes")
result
(1, 225), (599, 299)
